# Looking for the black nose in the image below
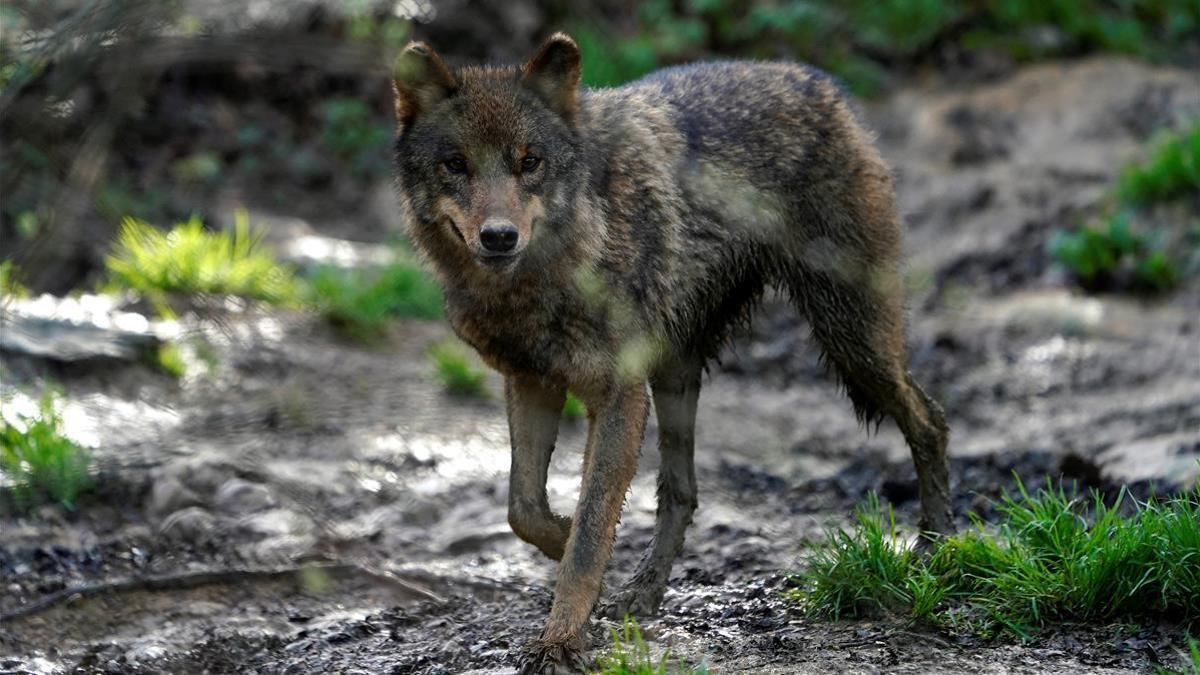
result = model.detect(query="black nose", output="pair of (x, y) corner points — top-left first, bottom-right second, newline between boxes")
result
(480, 221), (519, 253)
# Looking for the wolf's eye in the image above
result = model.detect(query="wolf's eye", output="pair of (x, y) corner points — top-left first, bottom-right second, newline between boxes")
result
(520, 156), (542, 173)
(443, 157), (467, 175)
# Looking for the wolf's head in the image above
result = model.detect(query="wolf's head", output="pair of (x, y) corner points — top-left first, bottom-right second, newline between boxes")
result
(393, 33), (583, 274)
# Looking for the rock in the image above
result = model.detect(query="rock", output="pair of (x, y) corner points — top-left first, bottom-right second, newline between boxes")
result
(237, 508), (312, 538)
(147, 476), (203, 518)
(214, 478), (276, 514)
(159, 507), (218, 541)
(0, 294), (161, 362)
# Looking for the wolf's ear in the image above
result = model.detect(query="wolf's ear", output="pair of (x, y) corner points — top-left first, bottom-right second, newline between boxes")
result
(392, 42), (457, 132)
(521, 32), (582, 120)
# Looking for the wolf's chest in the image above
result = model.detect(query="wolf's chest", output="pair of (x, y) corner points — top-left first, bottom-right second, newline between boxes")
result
(444, 294), (611, 383)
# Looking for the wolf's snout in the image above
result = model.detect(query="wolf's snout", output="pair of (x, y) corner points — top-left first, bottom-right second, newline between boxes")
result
(480, 219), (519, 253)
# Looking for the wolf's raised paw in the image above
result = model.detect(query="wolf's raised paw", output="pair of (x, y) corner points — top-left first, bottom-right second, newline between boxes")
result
(598, 584), (666, 620)
(516, 637), (587, 674)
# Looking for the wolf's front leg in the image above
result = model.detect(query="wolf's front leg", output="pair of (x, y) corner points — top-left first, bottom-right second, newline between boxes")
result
(506, 375), (573, 560)
(518, 383), (649, 674)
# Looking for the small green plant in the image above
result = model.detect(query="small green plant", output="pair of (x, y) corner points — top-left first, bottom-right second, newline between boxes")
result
(427, 340), (489, 397)
(307, 260), (442, 341)
(795, 493), (923, 620)
(152, 342), (188, 378)
(1117, 123), (1200, 205)
(1, 391), (92, 510)
(1050, 212), (1181, 292)
(789, 480), (1200, 637)
(594, 617), (669, 675)
(1, 259), (28, 298)
(563, 391), (587, 420)
(105, 213), (301, 308)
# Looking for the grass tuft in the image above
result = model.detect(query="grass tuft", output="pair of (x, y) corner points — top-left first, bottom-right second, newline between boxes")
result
(563, 391), (587, 420)
(152, 342), (188, 378)
(307, 260), (442, 341)
(0, 259), (28, 299)
(1117, 123), (1200, 205)
(1, 391), (92, 510)
(790, 480), (1200, 637)
(1050, 211), (1182, 293)
(105, 213), (300, 308)
(427, 340), (489, 397)
(594, 617), (675, 675)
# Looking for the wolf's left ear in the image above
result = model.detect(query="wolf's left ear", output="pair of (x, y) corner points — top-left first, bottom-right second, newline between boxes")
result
(393, 41), (457, 132)
(521, 32), (582, 120)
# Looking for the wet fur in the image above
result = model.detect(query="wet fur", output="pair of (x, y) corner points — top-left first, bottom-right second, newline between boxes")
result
(393, 35), (952, 673)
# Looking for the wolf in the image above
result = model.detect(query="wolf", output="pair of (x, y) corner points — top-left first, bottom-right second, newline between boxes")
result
(391, 33), (953, 673)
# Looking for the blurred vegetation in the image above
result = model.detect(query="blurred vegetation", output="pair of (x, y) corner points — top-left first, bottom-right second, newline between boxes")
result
(1052, 122), (1200, 294)
(0, 260), (29, 299)
(1117, 122), (1200, 205)
(573, 0), (1200, 95)
(307, 259), (444, 341)
(1, 391), (93, 511)
(152, 342), (188, 379)
(1050, 212), (1181, 293)
(790, 482), (1200, 637)
(105, 214), (302, 310)
(562, 391), (587, 419)
(427, 339), (489, 397)
(318, 97), (393, 178)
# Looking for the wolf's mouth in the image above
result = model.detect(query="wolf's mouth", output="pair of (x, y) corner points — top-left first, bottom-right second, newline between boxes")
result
(477, 251), (519, 268)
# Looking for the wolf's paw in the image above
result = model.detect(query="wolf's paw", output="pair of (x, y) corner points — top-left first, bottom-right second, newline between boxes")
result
(598, 583), (666, 620)
(516, 636), (587, 674)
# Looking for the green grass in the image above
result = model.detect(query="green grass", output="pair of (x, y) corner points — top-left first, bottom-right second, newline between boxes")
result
(1, 391), (92, 510)
(563, 391), (587, 420)
(1117, 123), (1200, 205)
(594, 617), (705, 675)
(427, 340), (489, 397)
(1051, 123), (1199, 294)
(790, 481), (1200, 638)
(152, 342), (188, 378)
(307, 260), (443, 341)
(105, 213), (301, 309)
(1049, 211), (1181, 293)
(0, 259), (28, 298)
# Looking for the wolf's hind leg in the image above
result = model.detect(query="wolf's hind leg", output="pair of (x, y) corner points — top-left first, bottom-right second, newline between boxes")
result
(506, 375), (573, 560)
(790, 269), (954, 536)
(601, 355), (701, 619)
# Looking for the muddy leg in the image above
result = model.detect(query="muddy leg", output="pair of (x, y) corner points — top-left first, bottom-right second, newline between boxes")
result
(792, 269), (954, 537)
(600, 357), (701, 619)
(519, 384), (649, 674)
(506, 375), (573, 560)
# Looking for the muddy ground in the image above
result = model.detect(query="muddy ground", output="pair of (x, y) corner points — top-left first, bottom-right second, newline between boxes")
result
(2, 57), (1199, 674)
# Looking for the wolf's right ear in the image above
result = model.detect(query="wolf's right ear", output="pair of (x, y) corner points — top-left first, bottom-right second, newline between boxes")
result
(392, 42), (457, 132)
(522, 32), (582, 121)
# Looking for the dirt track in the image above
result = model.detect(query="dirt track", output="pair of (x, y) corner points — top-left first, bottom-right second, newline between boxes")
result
(2, 57), (1199, 673)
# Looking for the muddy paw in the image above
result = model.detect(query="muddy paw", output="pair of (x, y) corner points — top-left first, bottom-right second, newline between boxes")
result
(598, 584), (665, 620)
(516, 636), (587, 674)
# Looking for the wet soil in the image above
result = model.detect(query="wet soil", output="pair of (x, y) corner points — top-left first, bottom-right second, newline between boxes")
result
(2, 57), (1199, 673)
